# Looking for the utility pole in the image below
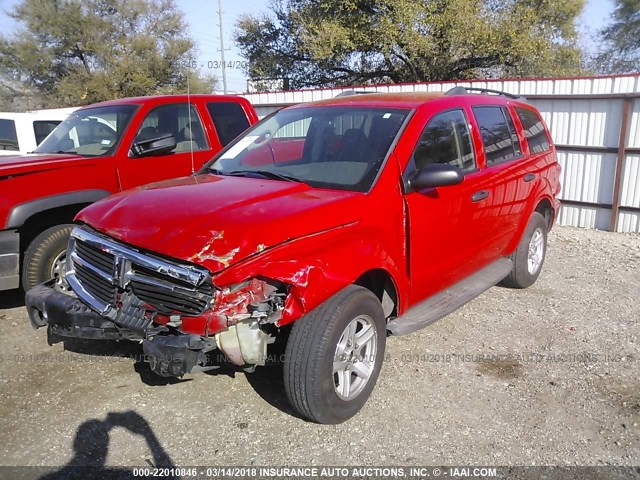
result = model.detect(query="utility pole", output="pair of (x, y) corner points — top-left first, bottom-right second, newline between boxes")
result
(217, 0), (228, 94)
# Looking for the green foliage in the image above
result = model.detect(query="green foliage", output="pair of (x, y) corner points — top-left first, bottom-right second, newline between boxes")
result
(235, 0), (585, 89)
(0, 0), (215, 109)
(592, 0), (640, 74)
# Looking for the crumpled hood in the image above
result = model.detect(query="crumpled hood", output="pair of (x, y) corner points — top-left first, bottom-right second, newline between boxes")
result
(0, 153), (91, 177)
(77, 174), (365, 273)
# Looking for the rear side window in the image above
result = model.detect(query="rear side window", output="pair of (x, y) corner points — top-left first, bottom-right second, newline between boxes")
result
(472, 106), (522, 166)
(516, 107), (551, 153)
(33, 120), (61, 145)
(0, 119), (19, 151)
(207, 102), (250, 146)
(413, 109), (476, 172)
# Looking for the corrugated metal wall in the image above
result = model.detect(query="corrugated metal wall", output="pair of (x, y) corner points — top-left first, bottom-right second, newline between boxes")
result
(242, 75), (640, 233)
(622, 99), (640, 233)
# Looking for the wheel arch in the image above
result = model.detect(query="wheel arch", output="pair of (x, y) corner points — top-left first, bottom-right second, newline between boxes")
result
(353, 268), (399, 319)
(534, 197), (554, 230)
(7, 190), (111, 229)
(8, 190), (111, 251)
(506, 195), (556, 255)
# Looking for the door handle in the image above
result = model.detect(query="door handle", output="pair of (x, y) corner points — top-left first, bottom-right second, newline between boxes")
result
(471, 190), (490, 202)
(524, 173), (536, 182)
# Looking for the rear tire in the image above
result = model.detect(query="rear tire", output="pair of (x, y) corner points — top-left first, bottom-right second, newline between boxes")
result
(22, 224), (74, 292)
(284, 285), (386, 424)
(502, 212), (547, 288)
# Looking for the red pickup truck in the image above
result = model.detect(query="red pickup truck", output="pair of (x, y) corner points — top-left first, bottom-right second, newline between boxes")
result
(26, 89), (561, 424)
(0, 94), (258, 292)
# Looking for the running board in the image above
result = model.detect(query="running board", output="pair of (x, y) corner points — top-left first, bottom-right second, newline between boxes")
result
(387, 258), (513, 336)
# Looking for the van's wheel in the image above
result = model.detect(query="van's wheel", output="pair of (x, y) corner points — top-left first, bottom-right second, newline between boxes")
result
(284, 285), (386, 424)
(502, 212), (547, 288)
(22, 224), (75, 292)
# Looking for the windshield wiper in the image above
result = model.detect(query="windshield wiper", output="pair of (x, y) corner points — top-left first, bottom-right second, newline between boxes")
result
(217, 169), (306, 184)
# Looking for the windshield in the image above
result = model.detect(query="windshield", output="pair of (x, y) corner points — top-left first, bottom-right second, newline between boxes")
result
(205, 105), (409, 192)
(35, 105), (137, 157)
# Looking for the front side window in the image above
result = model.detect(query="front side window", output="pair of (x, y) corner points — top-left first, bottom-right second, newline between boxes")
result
(413, 109), (475, 172)
(0, 119), (18, 151)
(516, 107), (551, 153)
(35, 105), (137, 157)
(473, 106), (522, 166)
(204, 106), (409, 192)
(207, 102), (250, 146)
(135, 103), (208, 154)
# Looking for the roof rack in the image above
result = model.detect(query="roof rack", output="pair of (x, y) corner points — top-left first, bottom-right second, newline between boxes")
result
(335, 90), (376, 97)
(445, 86), (527, 102)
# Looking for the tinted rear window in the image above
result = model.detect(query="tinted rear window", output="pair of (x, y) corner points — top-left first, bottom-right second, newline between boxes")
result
(0, 119), (19, 151)
(473, 106), (522, 165)
(207, 102), (250, 146)
(516, 107), (551, 153)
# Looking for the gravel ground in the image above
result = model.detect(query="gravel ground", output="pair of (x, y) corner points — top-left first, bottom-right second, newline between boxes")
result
(0, 226), (638, 471)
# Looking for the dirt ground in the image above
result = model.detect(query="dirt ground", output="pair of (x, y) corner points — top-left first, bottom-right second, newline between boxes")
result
(0, 226), (638, 472)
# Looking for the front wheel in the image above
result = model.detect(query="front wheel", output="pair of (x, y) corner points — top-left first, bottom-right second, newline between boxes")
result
(502, 212), (548, 288)
(22, 224), (75, 292)
(284, 285), (386, 424)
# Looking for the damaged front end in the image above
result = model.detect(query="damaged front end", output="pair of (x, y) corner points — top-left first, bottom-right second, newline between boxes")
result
(25, 226), (288, 377)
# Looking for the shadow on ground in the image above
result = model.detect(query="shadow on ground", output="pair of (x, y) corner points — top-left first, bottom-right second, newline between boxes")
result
(59, 336), (192, 386)
(0, 288), (25, 309)
(38, 410), (176, 480)
(243, 328), (303, 420)
(244, 362), (302, 419)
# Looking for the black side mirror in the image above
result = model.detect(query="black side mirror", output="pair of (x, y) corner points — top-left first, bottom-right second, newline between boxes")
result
(409, 163), (464, 191)
(131, 133), (176, 158)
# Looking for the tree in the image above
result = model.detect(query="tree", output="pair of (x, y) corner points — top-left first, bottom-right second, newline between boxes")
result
(235, 0), (585, 90)
(592, 0), (639, 74)
(0, 0), (215, 110)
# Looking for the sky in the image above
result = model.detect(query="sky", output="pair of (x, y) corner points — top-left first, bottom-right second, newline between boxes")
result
(0, 0), (616, 93)
(180, 0), (272, 92)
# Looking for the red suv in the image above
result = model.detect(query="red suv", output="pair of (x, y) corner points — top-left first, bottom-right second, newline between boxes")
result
(26, 88), (561, 424)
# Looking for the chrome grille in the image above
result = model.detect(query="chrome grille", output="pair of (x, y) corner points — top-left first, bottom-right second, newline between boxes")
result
(129, 265), (213, 316)
(74, 262), (117, 305)
(66, 227), (213, 321)
(72, 240), (117, 305)
(75, 240), (115, 273)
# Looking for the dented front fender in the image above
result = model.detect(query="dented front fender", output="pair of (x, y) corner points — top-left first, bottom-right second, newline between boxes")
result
(211, 221), (407, 327)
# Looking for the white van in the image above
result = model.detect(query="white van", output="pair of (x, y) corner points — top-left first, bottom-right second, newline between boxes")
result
(0, 107), (78, 156)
